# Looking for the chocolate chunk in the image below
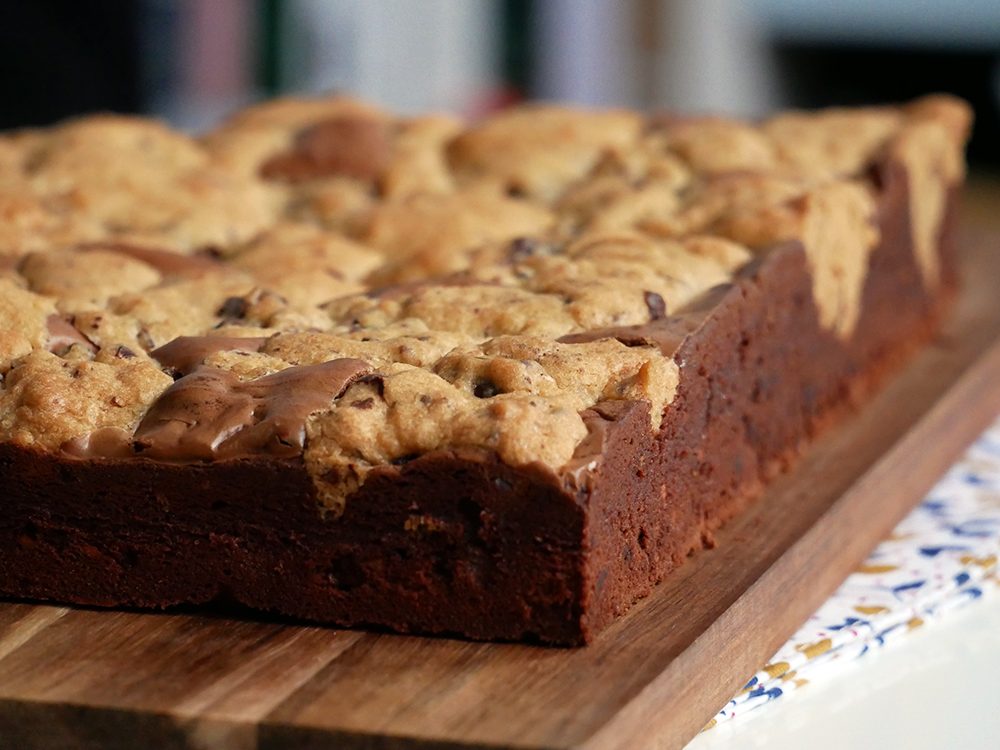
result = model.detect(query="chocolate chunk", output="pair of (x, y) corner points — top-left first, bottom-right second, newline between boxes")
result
(217, 296), (249, 319)
(473, 380), (500, 399)
(132, 359), (372, 461)
(114, 345), (137, 360)
(45, 315), (96, 355)
(355, 373), (385, 398)
(150, 336), (268, 377)
(507, 236), (558, 263)
(508, 237), (538, 261)
(643, 291), (667, 320)
(558, 284), (735, 356)
(61, 426), (134, 459)
(137, 328), (157, 351)
(198, 246), (225, 261)
(78, 242), (221, 279)
(260, 115), (392, 183)
(558, 318), (700, 357)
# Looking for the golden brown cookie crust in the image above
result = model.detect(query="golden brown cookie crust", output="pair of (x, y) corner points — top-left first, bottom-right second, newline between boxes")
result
(0, 94), (972, 509)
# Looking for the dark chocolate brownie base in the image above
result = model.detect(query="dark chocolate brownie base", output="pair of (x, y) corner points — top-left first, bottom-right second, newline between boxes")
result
(0, 158), (957, 645)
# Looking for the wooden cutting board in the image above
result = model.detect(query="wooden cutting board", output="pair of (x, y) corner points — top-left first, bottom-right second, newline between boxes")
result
(1, 229), (998, 750)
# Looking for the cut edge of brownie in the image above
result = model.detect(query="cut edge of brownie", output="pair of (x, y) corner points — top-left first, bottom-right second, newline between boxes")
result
(581, 151), (960, 639)
(0, 150), (959, 645)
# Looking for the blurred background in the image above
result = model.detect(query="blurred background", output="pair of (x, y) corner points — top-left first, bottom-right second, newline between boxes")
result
(0, 0), (997, 167)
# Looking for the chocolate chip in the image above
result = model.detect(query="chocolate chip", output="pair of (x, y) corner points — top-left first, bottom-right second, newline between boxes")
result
(644, 291), (667, 320)
(507, 236), (559, 263)
(419, 394), (433, 406)
(508, 237), (538, 261)
(45, 314), (96, 355)
(473, 379), (500, 399)
(137, 328), (156, 351)
(217, 296), (248, 319)
(350, 397), (375, 410)
(865, 160), (887, 191)
(198, 246), (224, 260)
(356, 373), (385, 397)
(114, 345), (136, 359)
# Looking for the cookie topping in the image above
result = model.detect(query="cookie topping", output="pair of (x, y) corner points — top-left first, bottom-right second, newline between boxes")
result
(0, 93), (971, 510)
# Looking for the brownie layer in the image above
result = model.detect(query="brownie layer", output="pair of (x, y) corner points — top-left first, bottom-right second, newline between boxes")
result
(0, 156), (956, 644)
(0, 448), (591, 643)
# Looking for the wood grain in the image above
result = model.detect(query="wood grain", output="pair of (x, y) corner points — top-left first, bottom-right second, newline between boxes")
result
(0, 229), (998, 750)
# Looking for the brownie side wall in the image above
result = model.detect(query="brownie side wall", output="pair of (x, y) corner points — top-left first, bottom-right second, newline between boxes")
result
(0, 448), (588, 643)
(580, 158), (957, 638)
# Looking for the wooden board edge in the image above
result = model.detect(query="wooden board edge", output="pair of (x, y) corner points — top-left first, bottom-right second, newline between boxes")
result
(0, 697), (255, 750)
(578, 338), (1000, 750)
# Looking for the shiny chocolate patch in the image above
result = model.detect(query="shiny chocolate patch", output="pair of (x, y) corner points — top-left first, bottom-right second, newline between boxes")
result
(79, 242), (223, 278)
(45, 314), (96, 355)
(64, 359), (371, 462)
(260, 116), (392, 183)
(151, 336), (268, 376)
(133, 359), (371, 460)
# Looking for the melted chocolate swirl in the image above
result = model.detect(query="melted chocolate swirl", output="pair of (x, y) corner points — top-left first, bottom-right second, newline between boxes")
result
(65, 359), (371, 462)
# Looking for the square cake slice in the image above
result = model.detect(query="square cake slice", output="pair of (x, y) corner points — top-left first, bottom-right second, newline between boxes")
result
(0, 95), (971, 644)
